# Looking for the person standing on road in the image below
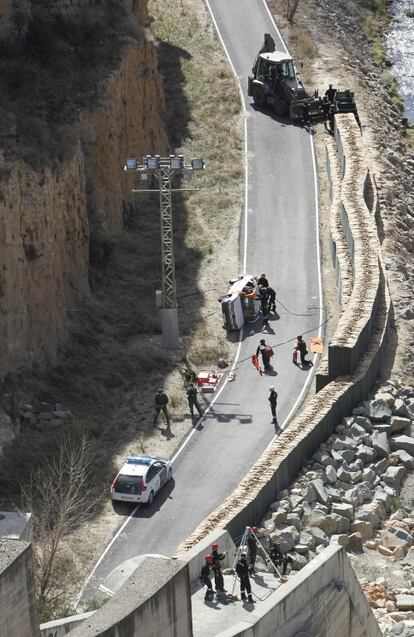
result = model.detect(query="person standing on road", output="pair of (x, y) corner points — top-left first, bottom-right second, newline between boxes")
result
(256, 339), (273, 370)
(268, 386), (278, 424)
(236, 550), (254, 603)
(295, 336), (313, 367)
(257, 273), (269, 288)
(200, 555), (214, 601)
(153, 389), (170, 428)
(211, 543), (226, 593)
(325, 83), (337, 103)
(186, 382), (203, 418)
(246, 527), (258, 573)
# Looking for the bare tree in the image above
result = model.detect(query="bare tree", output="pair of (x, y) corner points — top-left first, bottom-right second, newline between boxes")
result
(287, 0), (301, 22)
(21, 433), (101, 619)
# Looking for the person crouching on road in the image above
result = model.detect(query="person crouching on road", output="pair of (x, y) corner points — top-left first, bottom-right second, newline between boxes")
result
(153, 389), (170, 428)
(295, 335), (313, 367)
(211, 543), (226, 593)
(236, 550), (254, 603)
(200, 555), (214, 601)
(187, 382), (203, 419)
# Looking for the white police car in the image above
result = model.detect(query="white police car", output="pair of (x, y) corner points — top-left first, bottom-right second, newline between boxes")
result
(110, 455), (172, 505)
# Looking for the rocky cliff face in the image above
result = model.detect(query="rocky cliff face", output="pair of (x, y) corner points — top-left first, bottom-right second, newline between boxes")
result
(0, 0), (167, 374)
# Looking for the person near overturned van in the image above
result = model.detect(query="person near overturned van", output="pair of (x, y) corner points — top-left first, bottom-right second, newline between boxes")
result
(294, 335), (313, 367)
(186, 382), (203, 419)
(256, 339), (274, 370)
(153, 389), (170, 428)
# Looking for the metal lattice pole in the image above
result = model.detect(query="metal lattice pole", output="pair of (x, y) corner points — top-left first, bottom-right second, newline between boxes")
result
(159, 166), (177, 309)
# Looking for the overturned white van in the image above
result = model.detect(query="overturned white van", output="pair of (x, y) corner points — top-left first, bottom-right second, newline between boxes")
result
(219, 275), (261, 331)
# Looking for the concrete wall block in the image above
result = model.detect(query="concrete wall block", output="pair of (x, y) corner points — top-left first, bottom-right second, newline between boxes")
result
(0, 539), (40, 637)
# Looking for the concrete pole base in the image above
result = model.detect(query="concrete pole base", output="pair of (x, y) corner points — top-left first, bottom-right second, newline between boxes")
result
(161, 307), (180, 349)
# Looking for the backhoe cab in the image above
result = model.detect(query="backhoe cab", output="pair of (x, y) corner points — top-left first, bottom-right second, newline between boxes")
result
(248, 34), (323, 122)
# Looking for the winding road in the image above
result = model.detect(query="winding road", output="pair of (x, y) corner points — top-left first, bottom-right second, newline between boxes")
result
(81, 0), (322, 604)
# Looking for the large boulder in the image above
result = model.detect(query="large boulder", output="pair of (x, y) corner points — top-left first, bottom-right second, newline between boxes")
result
(332, 437), (358, 451)
(351, 520), (374, 539)
(270, 526), (300, 552)
(310, 479), (329, 505)
(364, 398), (392, 421)
(325, 465), (337, 483)
(286, 513), (302, 531)
(393, 398), (411, 418)
(356, 445), (376, 464)
(355, 504), (381, 528)
(392, 449), (414, 470)
(332, 502), (354, 520)
(372, 431), (390, 458)
(331, 513), (350, 534)
(381, 530), (411, 552)
(350, 423), (367, 438)
(348, 532), (364, 553)
(382, 465), (407, 490)
(343, 482), (372, 506)
(288, 551), (308, 571)
(354, 416), (373, 432)
(308, 527), (329, 547)
(308, 514), (337, 536)
(390, 436), (414, 456)
(339, 467), (362, 484)
(390, 416), (411, 433)
(373, 457), (390, 475)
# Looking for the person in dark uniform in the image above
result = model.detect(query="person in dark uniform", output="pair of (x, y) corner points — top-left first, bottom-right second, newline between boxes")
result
(270, 540), (292, 576)
(325, 83), (337, 103)
(236, 550), (254, 602)
(153, 389), (170, 427)
(256, 339), (273, 370)
(295, 336), (313, 367)
(257, 273), (269, 288)
(186, 383), (203, 418)
(266, 286), (276, 313)
(246, 527), (258, 573)
(268, 386), (278, 424)
(200, 555), (214, 601)
(211, 543), (226, 593)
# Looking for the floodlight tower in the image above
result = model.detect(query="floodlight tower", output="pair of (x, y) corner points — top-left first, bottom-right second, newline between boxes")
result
(124, 154), (205, 349)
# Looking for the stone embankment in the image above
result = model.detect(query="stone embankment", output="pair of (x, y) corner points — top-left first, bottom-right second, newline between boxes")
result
(255, 380), (414, 637)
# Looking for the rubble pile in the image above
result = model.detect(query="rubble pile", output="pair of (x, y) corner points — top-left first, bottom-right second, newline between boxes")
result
(258, 380), (414, 636)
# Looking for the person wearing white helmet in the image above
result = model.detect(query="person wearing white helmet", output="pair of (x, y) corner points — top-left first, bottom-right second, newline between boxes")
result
(236, 549), (253, 603)
(268, 386), (278, 424)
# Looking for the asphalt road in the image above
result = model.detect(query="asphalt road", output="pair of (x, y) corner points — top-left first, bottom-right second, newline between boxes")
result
(81, 0), (321, 603)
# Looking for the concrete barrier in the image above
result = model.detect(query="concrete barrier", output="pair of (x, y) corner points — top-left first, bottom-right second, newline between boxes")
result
(0, 538), (40, 637)
(211, 545), (382, 637)
(40, 612), (95, 637)
(66, 556), (192, 637)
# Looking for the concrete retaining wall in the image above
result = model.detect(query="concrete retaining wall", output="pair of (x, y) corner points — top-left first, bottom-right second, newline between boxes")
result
(212, 545), (382, 637)
(0, 539), (40, 637)
(40, 612), (95, 637)
(67, 556), (192, 637)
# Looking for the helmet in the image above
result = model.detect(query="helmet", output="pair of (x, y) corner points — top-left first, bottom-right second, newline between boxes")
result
(212, 543), (218, 550)
(252, 527), (258, 533)
(260, 339), (265, 345)
(205, 554), (212, 562)
(269, 386), (275, 391)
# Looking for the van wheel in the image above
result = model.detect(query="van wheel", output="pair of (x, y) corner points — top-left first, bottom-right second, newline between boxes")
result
(253, 87), (267, 107)
(147, 490), (154, 506)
